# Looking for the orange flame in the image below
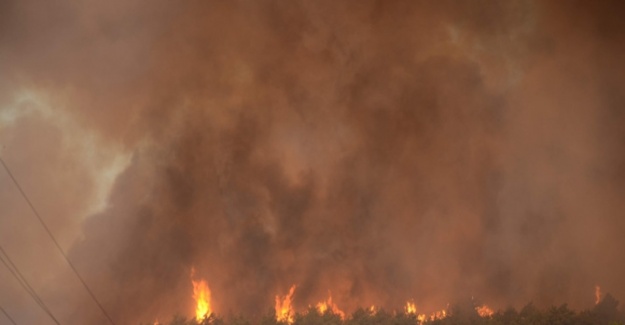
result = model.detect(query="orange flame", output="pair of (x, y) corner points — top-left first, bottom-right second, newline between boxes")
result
(429, 309), (447, 321)
(595, 285), (602, 305)
(405, 301), (417, 315)
(275, 285), (296, 324)
(368, 305), (377, 315)
(405, 301), (428, 323)
(191, 270), (212, 321)
(316, 293), (346, 319)
(476, 305), (494, 317)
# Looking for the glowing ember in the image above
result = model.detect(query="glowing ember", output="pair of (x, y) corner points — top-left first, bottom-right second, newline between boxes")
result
(191, 270), (212, 321)
(316, 293), (346, 319)
(275, 285), (296, 324)
(475, 305), (494, 317)
(595, 285), (602, 305)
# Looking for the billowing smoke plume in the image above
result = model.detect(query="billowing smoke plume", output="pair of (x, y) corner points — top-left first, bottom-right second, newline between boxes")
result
(1, 1), (625, 324)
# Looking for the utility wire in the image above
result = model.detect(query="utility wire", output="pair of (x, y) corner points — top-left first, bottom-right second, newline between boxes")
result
(0, 249), (48, 311)
(0, 246), (59, 324)
(0, 157), (117, 325)
(0, 250), (50, 318)
(0, 304), (17, 325)
(0, 248), (55, 319)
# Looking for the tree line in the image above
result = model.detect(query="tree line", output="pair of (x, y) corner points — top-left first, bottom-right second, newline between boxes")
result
(145, 294), (624, 325)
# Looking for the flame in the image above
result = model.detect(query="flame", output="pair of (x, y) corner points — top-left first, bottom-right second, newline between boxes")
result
(316, 293), (346, 319)
(368, 305), (377, 314)
(476, 305), (494, 317)
(429, 309), (447, 321)
(191, 271), (212, 321)
(595, 285), (602, 305)
(275, 285), (296, 324)
(404, 301), (445, 323)
(405, 301), (417, 314)
(404, 301), (428, 324)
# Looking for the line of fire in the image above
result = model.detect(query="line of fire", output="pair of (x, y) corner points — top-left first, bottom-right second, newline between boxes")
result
(151, 273), (621, 325)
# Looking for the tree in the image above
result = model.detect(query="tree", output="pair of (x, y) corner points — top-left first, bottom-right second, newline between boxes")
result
(594, 294), (623, 325)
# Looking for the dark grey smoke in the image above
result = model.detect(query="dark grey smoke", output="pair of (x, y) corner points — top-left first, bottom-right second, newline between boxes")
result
(1, 1), (625, 324)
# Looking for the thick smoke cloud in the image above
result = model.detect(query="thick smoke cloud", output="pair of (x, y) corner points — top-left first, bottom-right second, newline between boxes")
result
(1, 1), (625, 324)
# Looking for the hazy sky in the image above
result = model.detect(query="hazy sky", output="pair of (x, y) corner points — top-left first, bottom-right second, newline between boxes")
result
(1, 1), (625, 324)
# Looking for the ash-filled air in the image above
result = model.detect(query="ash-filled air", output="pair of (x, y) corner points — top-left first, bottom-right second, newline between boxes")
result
(1, 1), (625, 324)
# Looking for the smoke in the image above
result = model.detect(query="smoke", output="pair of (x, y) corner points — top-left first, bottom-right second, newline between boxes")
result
(1, 0), (625, 324)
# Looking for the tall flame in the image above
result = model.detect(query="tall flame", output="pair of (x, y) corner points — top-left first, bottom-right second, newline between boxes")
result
(191, 270), (212, 322)
(275, 285), (296, 324)
(316, 293), (346, 319)
(595, 285), (602, 305)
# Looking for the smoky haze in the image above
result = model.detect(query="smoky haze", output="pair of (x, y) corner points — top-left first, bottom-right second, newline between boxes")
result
(1, 0), (625, 324)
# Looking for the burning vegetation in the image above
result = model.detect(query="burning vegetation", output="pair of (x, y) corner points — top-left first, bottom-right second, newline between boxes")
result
(316, 293), (346, 320)
(147, 291), (624, 325)
(192, 280), (212, 321)
(3, 1), (625, 324)
(275, 286), (297, 324)
(163, 280), (623, 325)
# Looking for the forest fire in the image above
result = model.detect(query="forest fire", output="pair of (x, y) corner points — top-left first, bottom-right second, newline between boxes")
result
(182, 278), (613, 324)
(475, 305), (494, 317)
(183, 279), (503, 324)
(404, 301), (427, 323)
(191, 271), (212, 321)
(596, 286), (602, 304)
(178, 282), (624, 325)
(405, 301), (417, 314)
(402, 301), (448, 323)
(428, 309), (447, 321)
(316, 293), (346, 319)
(275, 285), (296, 324)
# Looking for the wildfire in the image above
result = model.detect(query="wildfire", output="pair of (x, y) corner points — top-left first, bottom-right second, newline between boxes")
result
(475, 305), (494, 317)
(595, 285), (602, 305)
(183, 275), (492, 324)
(403, 301), (448, 323)
(405, 301), (417, 314)
(429, 309), (447, 321)
(405, 301), (428, 324)
(191, 270), (212, 321)
(316, 293), (346, 319)
(276, 285), (296, 324)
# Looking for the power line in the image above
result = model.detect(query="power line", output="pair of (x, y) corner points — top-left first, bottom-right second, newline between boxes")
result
(0, 246), (59, 324)
(0, 247), (56, 320)
(0, 304), (17, 325)
(0, 157), (117, 325)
